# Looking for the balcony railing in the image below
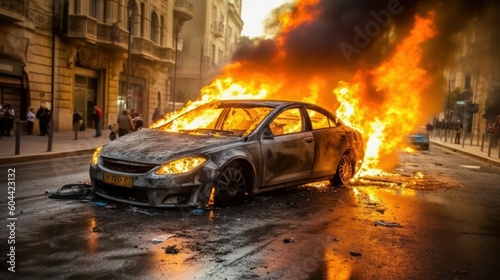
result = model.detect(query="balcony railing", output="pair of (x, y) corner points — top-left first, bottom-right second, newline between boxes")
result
(131, 37), (175, 63)
(174, 0), (194, 21)
(0, 0), (28, 21)
(66, 15), (174, 63)
(211, 22), (224, 38)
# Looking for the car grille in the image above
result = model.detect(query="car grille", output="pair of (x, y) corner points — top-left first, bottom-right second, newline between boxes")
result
(102, 157), (158, 174)
(95, 180), (149, 203)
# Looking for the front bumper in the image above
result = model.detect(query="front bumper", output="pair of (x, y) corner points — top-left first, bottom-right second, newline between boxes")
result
(89, 162), (216, 208)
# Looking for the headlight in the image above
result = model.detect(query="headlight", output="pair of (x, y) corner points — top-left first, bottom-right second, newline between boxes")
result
(91, 146), (102, 166)
(155, 156), (207, 175)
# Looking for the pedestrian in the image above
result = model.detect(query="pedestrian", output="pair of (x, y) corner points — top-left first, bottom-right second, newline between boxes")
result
(27, 107), (36, 135)
(92, 105), (102, 137)
(4, 103), (15, 136)
(152, 108), (162, 123)
(132, 113), (144, 131)
(454, 120), (463, 144)
(36, 102), (51, 136)
(117, 109), (135, 136)
(492, 115), (500, 148)
(72, 111), (83, 132)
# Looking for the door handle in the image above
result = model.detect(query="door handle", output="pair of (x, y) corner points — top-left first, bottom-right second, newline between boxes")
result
(304, 137), (314, 143)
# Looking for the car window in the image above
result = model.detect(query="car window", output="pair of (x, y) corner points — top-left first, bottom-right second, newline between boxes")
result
(307, 108), (338, 130)
(222, 107), (272, 136)
(269, 108), (302, 136)
(159, 104), (273, 137)
(161, 107), (223, 131)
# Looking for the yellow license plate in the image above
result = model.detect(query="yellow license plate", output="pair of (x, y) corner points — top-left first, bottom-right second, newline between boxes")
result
(103, 173), (133, 188)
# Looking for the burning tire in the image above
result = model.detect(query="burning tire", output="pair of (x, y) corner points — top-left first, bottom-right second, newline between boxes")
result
(330, 154), (354, 187)
(214, 162), (249, 206)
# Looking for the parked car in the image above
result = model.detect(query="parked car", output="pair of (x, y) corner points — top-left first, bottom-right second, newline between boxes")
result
(89, 100), (365, 207)
(409, 126), (429, 150)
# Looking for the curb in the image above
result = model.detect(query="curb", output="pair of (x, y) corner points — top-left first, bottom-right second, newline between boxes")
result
(430, 141), (500, 168)
(0, 149), (95, 166)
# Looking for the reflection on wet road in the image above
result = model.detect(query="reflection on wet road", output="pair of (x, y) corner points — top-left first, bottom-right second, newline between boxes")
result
(1, 147), (499, 279)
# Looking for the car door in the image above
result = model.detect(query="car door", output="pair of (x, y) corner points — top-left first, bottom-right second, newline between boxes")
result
(306, 108), (346, 178)
(260, 107), (315, 187)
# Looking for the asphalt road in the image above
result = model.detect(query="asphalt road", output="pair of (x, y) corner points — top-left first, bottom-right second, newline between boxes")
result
(0, 146), (499, 280)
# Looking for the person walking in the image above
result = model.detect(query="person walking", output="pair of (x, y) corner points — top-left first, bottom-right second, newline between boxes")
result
(92, 105), (102, 137)
(454, 119), (463, 144)
(36, 102), (50, 136)
(3, 103), (14, 136)
(117, 109), (135, 136)
(27, 107), (35, 135)
(492, 115), (500, 148)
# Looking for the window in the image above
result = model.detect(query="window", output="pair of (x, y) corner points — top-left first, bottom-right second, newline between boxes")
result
(464, 73), (472, 89)
(151, 11), (159, 43)
(307, 109), (337, 130)
(269, 108), (302, 136)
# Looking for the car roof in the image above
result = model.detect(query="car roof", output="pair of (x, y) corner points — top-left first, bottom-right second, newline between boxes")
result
(215, 99), (318, 108)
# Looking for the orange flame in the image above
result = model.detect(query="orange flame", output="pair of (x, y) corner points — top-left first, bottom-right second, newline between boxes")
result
(335, 12), (437, 175)
(152, 3), (438, 174)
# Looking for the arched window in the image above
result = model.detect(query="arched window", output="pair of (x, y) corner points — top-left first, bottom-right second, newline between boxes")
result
(160, 16), (165, 46)
(151, 11), (159, 44)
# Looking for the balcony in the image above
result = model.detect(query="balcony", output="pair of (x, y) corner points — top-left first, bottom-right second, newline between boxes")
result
(211, 22), (224, 38)
(0, 0), (28, 22)
(66, 15), (174, 64)
(174, 0), (194, 22)
(131, 37), (175, 64)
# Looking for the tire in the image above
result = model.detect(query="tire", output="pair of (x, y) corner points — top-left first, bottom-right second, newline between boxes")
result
(330, 154), (354, 187)
(214, 162), (248, 206)
(422, 144), (429, 150)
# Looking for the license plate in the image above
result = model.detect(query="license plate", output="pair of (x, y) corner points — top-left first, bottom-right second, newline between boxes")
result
(103, 173), (133, 188)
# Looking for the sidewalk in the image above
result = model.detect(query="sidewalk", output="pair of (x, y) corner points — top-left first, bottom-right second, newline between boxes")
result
(0, 130), (110, 165)
(429, 135), (500, 168)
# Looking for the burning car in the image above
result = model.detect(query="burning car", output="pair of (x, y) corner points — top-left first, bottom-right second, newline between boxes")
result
(89, 100), (364, 207)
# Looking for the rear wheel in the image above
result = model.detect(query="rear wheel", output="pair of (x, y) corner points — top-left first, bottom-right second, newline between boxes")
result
(330, 154), (354, 187)
(214, 162), (248, 206)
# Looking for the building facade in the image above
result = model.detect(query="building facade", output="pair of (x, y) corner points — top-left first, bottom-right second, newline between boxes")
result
(444, 5), (500, 141)
(0, 0), (193, 133)
(174, 0), (243, 103)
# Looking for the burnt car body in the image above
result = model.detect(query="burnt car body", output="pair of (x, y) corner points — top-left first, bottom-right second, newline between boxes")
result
(409, 126), (429, 150)
(89, 100), (364, 207)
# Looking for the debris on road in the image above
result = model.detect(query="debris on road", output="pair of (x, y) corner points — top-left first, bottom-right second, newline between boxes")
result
(374, 220), (403, 227)
(283, 238), (295, 243)
(93, 201), (108, 207)
(349, 252), (362, 257)
(193, 208), (205, 213)
(92, 226), (103, 232)
(165, 245), (180, 254)
(47, 184), (93, 200)
(130, 207), (153, 216)
(151, 234), (175, 244)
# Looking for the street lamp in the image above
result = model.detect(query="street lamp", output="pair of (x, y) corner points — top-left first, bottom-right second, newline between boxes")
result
(172, 22), (180, 113)
(126, 1), (134, 109)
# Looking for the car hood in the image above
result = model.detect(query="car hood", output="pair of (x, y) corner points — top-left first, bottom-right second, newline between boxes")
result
(100, 129), (243, 164)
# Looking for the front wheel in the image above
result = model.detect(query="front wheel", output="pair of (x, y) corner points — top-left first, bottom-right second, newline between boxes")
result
(330, 154), (354, 187)
(214, 162), (248, 206)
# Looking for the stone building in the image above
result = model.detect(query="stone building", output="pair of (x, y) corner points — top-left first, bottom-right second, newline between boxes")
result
(0, 0), (193, 132)
(173, 0), (244, 104)
(445, 4), (500, 141)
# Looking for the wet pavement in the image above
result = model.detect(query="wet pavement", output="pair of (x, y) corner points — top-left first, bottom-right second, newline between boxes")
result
(1, 145), (499, 279)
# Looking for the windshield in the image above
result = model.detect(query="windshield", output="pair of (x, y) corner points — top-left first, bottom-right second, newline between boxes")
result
(158, 103), (274, 137)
